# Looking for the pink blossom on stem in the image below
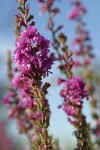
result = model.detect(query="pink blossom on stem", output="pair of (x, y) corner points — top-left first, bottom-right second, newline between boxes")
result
(59, 76), (88, 117)
(57, 78), (65, 85)
(63, 105), (75, 116)
(60, 76), (88, 105)
(67, 6), (86, 20)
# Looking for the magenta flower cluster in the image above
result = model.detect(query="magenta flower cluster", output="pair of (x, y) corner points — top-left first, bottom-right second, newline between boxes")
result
(3, 73), (41, 134)
(3, 74), (33, 107)
(14, 25), (54, 79)
(37, 0), (59, 16)
(67, 0), (86, 20)
(59, 77), (88, 116)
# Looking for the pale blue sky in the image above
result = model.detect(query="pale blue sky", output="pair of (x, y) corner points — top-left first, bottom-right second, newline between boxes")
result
(0, 0), (100, 149)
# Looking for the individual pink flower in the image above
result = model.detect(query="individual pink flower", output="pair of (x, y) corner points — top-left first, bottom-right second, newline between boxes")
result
(67, 7), (79, 19)
(63, 105), (75, 116)
(72, 37), (82, 46)
(52, 8), (59, 15)
(39, 4), (47, 15)
(57, 78), (65, 85)
(3, 95), (10, 105)
(67, 5), (86, 20)
(3, 91), (15, 105)
(83, 57), (91, 66)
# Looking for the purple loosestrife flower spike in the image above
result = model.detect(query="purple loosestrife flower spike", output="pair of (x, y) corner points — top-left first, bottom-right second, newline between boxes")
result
(60, 76), (88, 112)
(68, 0), (100, 147)
(14, 25), (54, 80)
(13, 27), (54, 147)
(13, 1), (55, 149)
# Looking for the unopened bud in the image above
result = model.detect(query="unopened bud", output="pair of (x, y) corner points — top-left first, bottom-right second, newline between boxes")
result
(58, 33), (67, 44)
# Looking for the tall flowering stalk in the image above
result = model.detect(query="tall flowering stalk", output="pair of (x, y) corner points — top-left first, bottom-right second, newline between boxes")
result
(67, 0), (100, 147)
(36, 0), (92, 149)
(3, 2), (40, 149)
(3, 0), (55, 149)
(4, 50), (41, 149)
(57, 34), (92, 150)
(15, 0), (54, 149)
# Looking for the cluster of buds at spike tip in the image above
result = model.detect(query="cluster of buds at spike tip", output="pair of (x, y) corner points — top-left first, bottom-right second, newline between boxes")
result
(16, 0), (35, 27)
